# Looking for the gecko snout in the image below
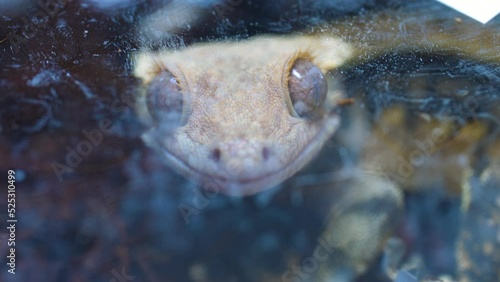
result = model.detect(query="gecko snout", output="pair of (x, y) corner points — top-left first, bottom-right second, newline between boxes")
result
(208, 141), (274, 170)
(210, 146), (272, 163)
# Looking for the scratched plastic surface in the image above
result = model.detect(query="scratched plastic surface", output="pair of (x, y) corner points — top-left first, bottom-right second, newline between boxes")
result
(1, 1), (499, 282)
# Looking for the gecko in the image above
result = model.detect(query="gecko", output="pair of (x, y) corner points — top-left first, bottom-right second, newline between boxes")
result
(134, 35), (352, 196)
(134, 3), (500, 282)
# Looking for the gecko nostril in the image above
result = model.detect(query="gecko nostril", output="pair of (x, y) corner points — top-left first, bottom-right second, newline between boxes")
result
(210, 148), (221, 162)
(262, 147), (270, 161)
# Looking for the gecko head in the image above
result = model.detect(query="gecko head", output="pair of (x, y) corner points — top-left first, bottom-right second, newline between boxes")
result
(135, 36), (351, 196)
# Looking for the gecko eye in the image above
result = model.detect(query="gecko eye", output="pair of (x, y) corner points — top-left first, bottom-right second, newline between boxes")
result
(288, 59), (327, 118)
(146, 70), (184, 125)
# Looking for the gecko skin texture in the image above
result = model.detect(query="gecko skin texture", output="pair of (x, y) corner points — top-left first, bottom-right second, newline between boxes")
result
(135, 36), (352, 195)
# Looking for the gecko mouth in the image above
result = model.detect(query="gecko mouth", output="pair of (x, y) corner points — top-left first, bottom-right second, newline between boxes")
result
(153, 113), (340, 196)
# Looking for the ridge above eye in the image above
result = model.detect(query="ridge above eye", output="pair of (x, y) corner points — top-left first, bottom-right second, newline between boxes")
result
(288, 59), (327, 118)
(146, 70), (184, 126)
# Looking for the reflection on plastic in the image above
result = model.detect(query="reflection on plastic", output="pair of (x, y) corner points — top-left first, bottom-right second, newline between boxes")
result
(437, 0), (500, 24)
